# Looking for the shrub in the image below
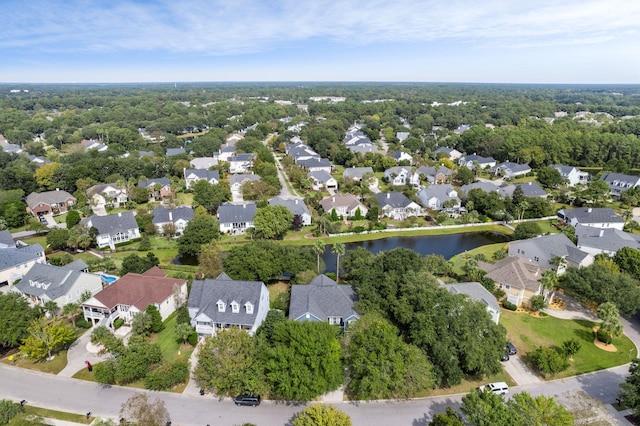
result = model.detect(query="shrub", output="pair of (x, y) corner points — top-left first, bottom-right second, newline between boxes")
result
(113, 318), (124, 329)
(492, 248), (508, 261)
(188, 331), (198, 346)
(94, 360), (116, 384)
(530, 346), (569, 377)
(530, 295), (547, 312)
(352, 225), (365, 233)
(502, 300), (517, 311)
(597, 328), (612, 344)
(176, 306), (191, 325)
(144, 361), (189, 390)
(0, 399), (23, 424)
(76, 318), (91, 329)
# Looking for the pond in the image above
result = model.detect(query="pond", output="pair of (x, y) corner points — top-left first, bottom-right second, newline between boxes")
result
(320, 231), (509, 273)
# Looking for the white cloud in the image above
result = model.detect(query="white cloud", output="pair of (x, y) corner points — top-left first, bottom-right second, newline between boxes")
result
(2, 0), (639, 54)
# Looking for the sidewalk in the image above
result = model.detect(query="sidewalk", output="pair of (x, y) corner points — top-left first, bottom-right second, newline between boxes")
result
(58, 329), (109, 378)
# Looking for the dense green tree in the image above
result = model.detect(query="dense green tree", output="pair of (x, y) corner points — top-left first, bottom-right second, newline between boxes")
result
(177, 213), (220, 257)
(263, 321), (343, 401)
(461, 388), (514, 426)
(0, 199), (28, 228)
(507, 392), (574, 425)
(119, 253), (159, 275)
(292, 405), (352, 426)
(192, 179), (230, 214)
(253, 204), (293, 240)
(255, 309), (287, 343)
(529, 346), (569, 377)
(196, 241), (223, 279)
(536, 166), (564, 189)
(19, 318), (75, 360)
(145, 305), (164, 333)
(345, 314), (434, 400)
(597, 301), (623, 345)
(455, 166), (475, 185)
(0, 293), (39, 350)
(130, 186), (150, 204)
(331, 241), (346, 283)
(65, 210), (81, 228)
(223, 241), (315, 282)
(0, 399), (23, 425)
(562, 338), (582, 360)
(614, 247), (640, 279)
(620, 359), (640, 416)
(513, 222), (542, 239)
(194, 329), (266, 397)
(429, 407), (464, 426)
(46, 228), (70, 250)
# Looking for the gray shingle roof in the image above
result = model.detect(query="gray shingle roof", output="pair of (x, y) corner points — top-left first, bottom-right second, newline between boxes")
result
(184, 169), (220, 182)
(0, 230), (15, 248)
(152, 206), (194, 225)
(376, 191), (413, 208)
(342, 167), (373, 180)
(166, 147), (186, 156)
(443, 281), (500, 312)
(499, 182), (547, 198)
(460, 181), (501, 195)
(559, 207), (624, 224)
(298, 157), (332, 169)
(65, 259), (89, 272)
(188, 274), (265, 327)
(417, 165), (453, 177)
(82, 212), (139, 235)
(268, 197), (311, 217)
(26, 190), (75, 210)
(289, 275), (359, 321)
(308, 170), (334, 182)
(138, 178), (170, 188)
(0, 243), (44, 270)
(601, 172), (640, 187)
(13, 263), (100, 301)
(218, 202), (257, 223)
(576, 224), (640, 252)
(229, 174), (260, 186)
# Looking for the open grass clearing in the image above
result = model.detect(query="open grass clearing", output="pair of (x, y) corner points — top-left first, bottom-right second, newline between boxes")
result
(449, 242), (508, 275)
(24, 406), (94, 424)
(427, 369), (515, 397)
(500, 310), (636, 379)
(1, 350), (68, 374)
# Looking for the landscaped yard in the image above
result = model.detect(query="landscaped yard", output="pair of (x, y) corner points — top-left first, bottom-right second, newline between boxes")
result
(1, 350), (68, 374)
(500, 310), (636, 379)
(428, 369), (515, 397)
(151, 313), (194, 362)
(449, 242), (508, 275)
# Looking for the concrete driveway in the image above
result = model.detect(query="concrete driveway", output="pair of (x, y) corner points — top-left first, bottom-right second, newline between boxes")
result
(502, 354), (541, 385)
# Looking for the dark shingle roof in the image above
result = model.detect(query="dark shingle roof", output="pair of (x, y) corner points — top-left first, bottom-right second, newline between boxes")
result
(25, 190), (75, 209)
(138, 178), (170, 188)
(289, 275), (359, 321)
(376, 191), (413, 208)
(152, 206), (194, 224)
(218, 202), (257, 223)
(0, 243), (44, 270)
(184, 169), (220, 181)
(82, 212), (139, 235)
(560, 207), (624, 224)
(0, 230), (15, 248)
(268, 197), (311, 217)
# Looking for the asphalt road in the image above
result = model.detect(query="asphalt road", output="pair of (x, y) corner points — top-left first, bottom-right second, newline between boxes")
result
(0, 362), (631, 426)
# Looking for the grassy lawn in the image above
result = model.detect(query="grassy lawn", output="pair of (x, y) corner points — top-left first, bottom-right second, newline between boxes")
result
(176, 192), (193, 206)
(449, 242), (509, 275)
(152, 314), (194, 362)
(268, 282), (290, 310)
(22, 235), (48, 249)
(526, 218), (558, 235)
(1, 350), (68, 374)
(23, 406), (94, 424)
(500, 310), (636, 379)
(428, 369), (515, 397)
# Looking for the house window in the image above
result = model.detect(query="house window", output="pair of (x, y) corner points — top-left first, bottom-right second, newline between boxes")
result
(217, 300), (226, 312)
(505, 285), (511, 290)
(328, 316), (342, 325)
(231, 301), (239, 313)
(245, 302), (253, 314)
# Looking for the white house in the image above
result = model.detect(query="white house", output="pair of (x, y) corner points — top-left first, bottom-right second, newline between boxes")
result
(82, 212), (141, 250)
(551, 164), (589, 186)
(384, 166), (420, 187)
(0, 233), (46, 290)
(218, 202), (257, 234)
(417, 184), (461, 211)
(184, 168), (220, 190)
(289, 275), (359, 328)
(308, 170), (338, 191)
(188, 273), (269, 336)
(557, 207), (625, 230)
(268, 196), (312, 226)
(152, 205), (194, 236)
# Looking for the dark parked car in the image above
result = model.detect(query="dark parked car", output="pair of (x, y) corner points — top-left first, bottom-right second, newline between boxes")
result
(501, 350), (510, 361)
(234, 394), (261, 407)
(507, 343), (517, 355)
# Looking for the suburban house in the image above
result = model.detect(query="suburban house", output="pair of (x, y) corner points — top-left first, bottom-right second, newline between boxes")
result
(80, 139), (108, 152)
(459, 181), (502, 197)
(188, 272), (269, 336)
(0, 232), (46, 290)
(384, 166), (420, 187)
(319, 194), (368, 219)
(228, 153), (254, 174)
(441, 281), (501, 324)
(376, 191), (423, 220)
(434, 146), (463, 160)
(417, 165), (453, 184)
(26, 189), (76, 218)
(491, 162), (531, 179)
(166, 147), (186, 157)
(600, 172), (640, 197)
(215, 145), (236, 162)
(551, 164), (589, 186)
(499, 182), (548, 198)
(152, 205), (194, 236)
(218, 202), (257, 234)
(479, 256), (547, 307)
(12, 263), (103, 308)
(459, 154), (496, 170)
(287, 143), (319, 163)
(82, 267), (188, 328)
(576, 225), (640, 257)
(86, 183), (128, 209)
(308, 170), (338, 191)
(396, 131), (410, 142)
(557, 207), (625, 230)
(184, 168), (220, 190)
(82, 212), (141, 249)
(229, 174), (261, 193)
(189, 157), (218, 170)
(138, 178), (173, 202)
(268, 196), (312, 226)
(509, 233), (593, 272)
(297, 157), (333, 173)
(343, 167), (374, 182)
(289, 274), (359, 328)
(417, 184), (461, 212)
(393, 150), (413, 164)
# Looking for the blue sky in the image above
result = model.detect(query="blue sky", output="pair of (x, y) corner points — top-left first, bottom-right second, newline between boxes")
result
(2, 0), (639, 84)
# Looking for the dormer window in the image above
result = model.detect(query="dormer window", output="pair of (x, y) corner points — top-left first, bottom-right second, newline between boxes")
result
(231, 301), (239, 313)
(216, 300), (226, 312)
(245, 302), (253, 314)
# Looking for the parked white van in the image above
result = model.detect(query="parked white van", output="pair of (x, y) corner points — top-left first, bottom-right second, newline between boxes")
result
(478, 382), (509, 396)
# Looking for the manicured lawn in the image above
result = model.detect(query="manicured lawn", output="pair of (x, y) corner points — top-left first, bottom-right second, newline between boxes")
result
(1, 350), (68, 374)
(428, 369), (515, 397)
(152, 314), (194, 362)
(449, 242), (508, 275)
(500, 310), (636, 379)
(525, 218), (558, 235)
(176, 192), (193, 206)
(23, 406), (94, 424)
(22, 235), (48, 249)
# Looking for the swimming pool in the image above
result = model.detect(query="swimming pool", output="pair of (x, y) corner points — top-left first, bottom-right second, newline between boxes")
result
(101, 275), (118, 284)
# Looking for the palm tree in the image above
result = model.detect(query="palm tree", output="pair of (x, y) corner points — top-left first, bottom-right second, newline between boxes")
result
(313, 239), (325, 274)
(331, 242), (346, 283)
(597, 302), (623, 345)
(43, 300), (59, 319)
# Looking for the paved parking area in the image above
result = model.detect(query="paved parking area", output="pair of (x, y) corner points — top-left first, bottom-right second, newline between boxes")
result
(502, 354), (541, 385)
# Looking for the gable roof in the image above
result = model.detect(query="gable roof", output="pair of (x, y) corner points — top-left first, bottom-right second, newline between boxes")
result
(511, 233), (576, 260)
(82, 212), (139, 235)
(479, 256), (546, 292)
(460, 181), (501, 195)
(376, 191), (414, 209)
(298, 157), (332, 169)
(188, 273), (265, 327)
(343, 167), (374, 180)
(138, 178), (170, 188)
(184, 169), (220, 182)
(89, 271), (185, 311)
(218, 202), (257, 223)
(0, 230), (15, 248)
(190, 157), (218, 169)
(152, 205), (194, 224)
(443, 281), (500, 312)
(289, 274), (359, 321)
(493, 161), (531, 174)
(417, 165), (453, 177)
(552, 164), (578, 175)
(268, 197), (311, 217)
(319, 193), (364, 212)
(576, 225), (640, 252)
(601, 172), (640, 187)
(26, 190), (75, 209)
(499, 182), (547, 198)
(308, 170), (334, 182)
(228, 174), (261, 186)
(559, 207), (624, 224)
(13, 263), (100, 301)
(64, 259), (89, 272)
(460, 154), (495, 165)
(166, 147), (186, 156)
(86, 183), (120, 196)
(0, 243), (44, 271)
(417, 184), (459, 201)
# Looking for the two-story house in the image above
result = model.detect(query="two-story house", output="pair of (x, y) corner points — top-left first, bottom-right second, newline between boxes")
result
(509, 233), (593, 273)
(184, 168), (220, 190)
(491, 161), (531, 179)
(417, 184), (461, 212)
(479, 256), (547, 308)
(459, 154), (497, 170)
(308, 170), (338, 191)
(229, 174), (261, 194)
(82, 212), (141, 250)
(376, 191), (423, 220)
(86, 183), (128, 209)
(319, 194), (368, 219)
(600, 172), (640, 197)
(188, 273), (269, 336)
(268, 197), (312, 226)
(218, 202), (257, 234)
(152, 205), (194, 236)
(551, 164), (589, 186)
(289, 275), (359, 328)
(228, 153), (254, 174)
(557, 207), (625, 230)
(0, 231), (46, 290)
(384, 166), (420, 187)
(137, 178), (173, 202)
